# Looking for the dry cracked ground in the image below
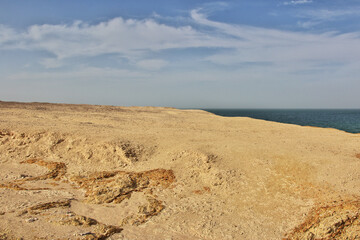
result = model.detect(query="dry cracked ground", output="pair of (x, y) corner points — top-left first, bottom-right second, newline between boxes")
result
(0, 101), (359, 239)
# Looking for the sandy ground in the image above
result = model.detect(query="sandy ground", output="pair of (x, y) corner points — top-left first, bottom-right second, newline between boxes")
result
(0, 101), (359, 240)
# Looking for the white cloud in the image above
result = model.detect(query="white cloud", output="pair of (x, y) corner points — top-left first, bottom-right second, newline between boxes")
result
(2, 10), (358, 68)
(0, 17), (232, 60)
(1, 9), (360, 95)
(190, 9), (360, 66)
(190, 9), (327, 43)
(283, 0), (312, 6)
(297, 20), (320, 29)
(0, 25), (19, 44)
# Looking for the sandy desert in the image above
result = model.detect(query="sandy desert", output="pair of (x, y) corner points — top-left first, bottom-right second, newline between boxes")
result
(0, 101), (359, 239)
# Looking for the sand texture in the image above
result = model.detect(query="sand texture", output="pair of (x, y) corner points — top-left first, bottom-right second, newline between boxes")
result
(0, 101), (359, 239)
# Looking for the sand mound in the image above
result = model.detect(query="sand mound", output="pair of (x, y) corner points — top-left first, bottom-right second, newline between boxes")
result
(0, 156), (175, 239)
(18, 199), (122, 240)
(71, 168), (175, 204)
(0, 130), (153, 172)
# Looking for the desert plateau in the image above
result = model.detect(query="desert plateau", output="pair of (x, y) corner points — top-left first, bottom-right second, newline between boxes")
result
(0, 101), (359, 240)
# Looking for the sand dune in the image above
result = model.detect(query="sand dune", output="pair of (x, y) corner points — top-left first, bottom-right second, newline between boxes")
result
(0, 101), (359, 239)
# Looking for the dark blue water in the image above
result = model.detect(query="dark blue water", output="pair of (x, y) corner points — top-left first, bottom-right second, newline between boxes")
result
(203, 109), (360, 134)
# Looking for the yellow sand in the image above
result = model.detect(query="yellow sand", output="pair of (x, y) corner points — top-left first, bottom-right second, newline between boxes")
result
(0, 101), (359, 239)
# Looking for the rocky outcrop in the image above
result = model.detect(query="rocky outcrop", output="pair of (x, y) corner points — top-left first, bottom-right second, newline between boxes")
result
(285, 199), (360, 239)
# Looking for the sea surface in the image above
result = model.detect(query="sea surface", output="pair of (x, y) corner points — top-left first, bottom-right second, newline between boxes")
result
(203, 109), (360, 134)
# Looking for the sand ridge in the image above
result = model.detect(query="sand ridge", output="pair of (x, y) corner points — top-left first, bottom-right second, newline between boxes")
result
(0, 101), (359, 239)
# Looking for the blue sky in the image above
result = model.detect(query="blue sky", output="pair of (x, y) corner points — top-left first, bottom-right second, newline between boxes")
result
(1, 0), (360, 108)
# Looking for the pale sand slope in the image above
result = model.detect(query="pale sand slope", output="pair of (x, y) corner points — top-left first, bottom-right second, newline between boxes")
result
(0, 101), (359, 240)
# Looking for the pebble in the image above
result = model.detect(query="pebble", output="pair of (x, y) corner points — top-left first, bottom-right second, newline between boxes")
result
(66, 211), (75, 217)
(78, 232), (93, 236)
(25, 217), (38, 223)
(19, 174), (30, 179)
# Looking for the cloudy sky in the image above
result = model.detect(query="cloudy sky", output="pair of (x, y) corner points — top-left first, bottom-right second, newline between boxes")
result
(1, 0), (360, 108)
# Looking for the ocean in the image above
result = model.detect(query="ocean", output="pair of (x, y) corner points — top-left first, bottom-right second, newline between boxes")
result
(203, 109), (360, 134)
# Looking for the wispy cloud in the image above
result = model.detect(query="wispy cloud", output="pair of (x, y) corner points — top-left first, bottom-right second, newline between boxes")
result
(136, 59), (168, 71)
(283, 0), (312, 6)
(40, 58), (63, 69)
(188, 7), (360, 88)
(6, 66), (147, 82)
(297, 8), (360, 29)
(301, 8), (360, 21)
(195, 1), (229, 15)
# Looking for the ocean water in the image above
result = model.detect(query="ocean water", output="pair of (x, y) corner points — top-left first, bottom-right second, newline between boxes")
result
(203, 109), (360, 134)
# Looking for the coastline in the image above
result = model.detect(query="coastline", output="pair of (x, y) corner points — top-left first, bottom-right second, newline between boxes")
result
(202, 108), (360, 134)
